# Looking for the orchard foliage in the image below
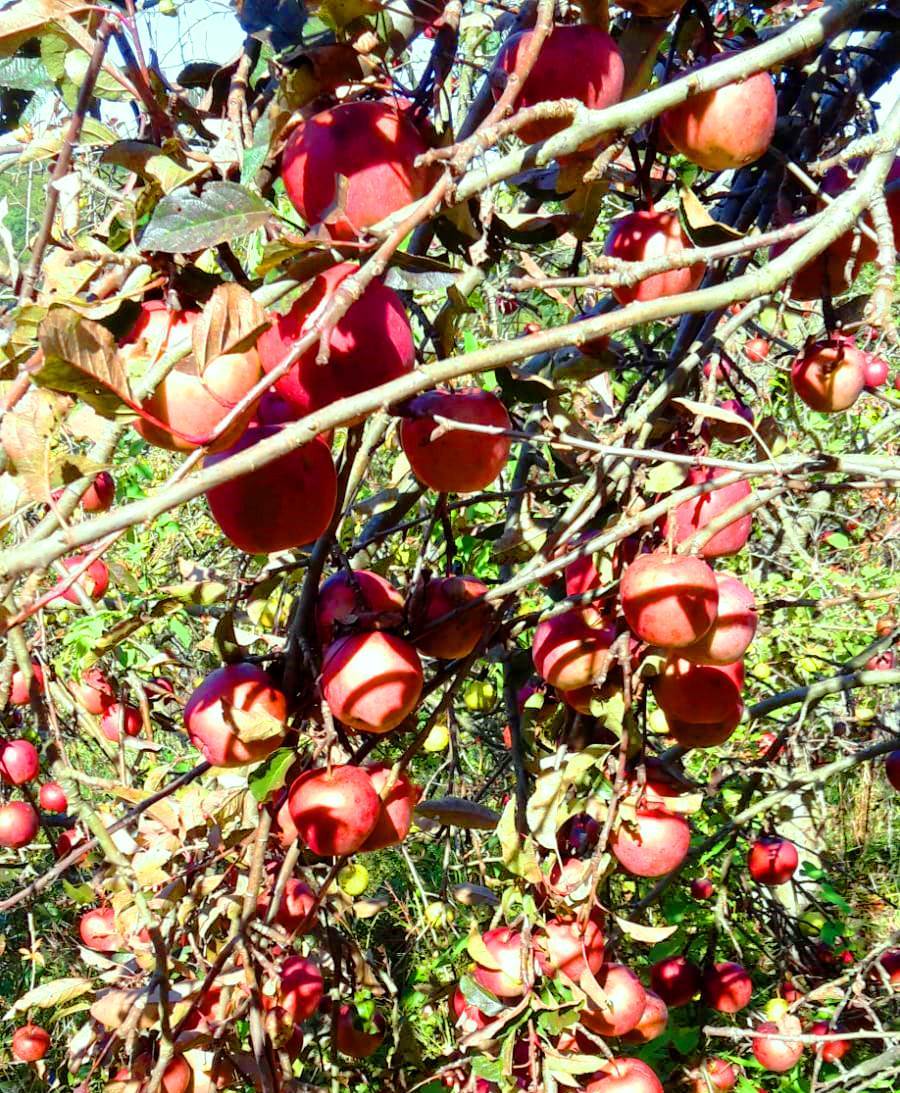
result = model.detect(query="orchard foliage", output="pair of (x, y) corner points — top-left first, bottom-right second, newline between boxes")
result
(0, 0), (898, 1091)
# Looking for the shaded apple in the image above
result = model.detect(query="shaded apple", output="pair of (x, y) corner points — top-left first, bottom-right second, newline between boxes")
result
(100, 703), (142, 742)
(413, 575), (492, 660)
(400, 387), (511, 494)
(610, 806), (691, 877)
(703, 961), (753, 1013)
(316, 569), (404, 645)
(620, 552), (719, 648)
(257, 263), (414, 417)
(747, 834), (799, 886)
(650, 955), (702, 1006)
(185, 663), (287, 767)
(288, 764), (381, 856)
(281, 100), (437, 240)
(664, 467), (752, 558)
(322, 631), (423, 734)
(360, 763), (422, 850)
(532, 609), (617, 690)
(204, 427), (337, 554)
(604, 210), (705, 305)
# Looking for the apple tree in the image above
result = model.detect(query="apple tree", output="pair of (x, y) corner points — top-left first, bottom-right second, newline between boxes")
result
(0, 0), (897, 1090)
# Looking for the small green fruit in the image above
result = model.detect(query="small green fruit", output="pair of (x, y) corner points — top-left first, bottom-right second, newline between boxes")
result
(764, 997), (790, 1020)
(423, 721), (450, 752)
(424, 900), (455, 928)
(800, 910), (826, 937)
(338, 863), (369, 896)
(464, 681), (496, 712)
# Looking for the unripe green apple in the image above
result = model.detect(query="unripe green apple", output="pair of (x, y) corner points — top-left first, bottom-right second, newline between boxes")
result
(338, 863), (369, 896)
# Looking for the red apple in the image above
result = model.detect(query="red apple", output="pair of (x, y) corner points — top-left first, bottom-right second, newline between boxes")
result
(495, 26), (624, 149)
(535, 911), (605, 982)
(581, 963), (647, 1037)
(745, 337), (770, 363)
(258, 877), (316, 933)
(622, 990), (668, 1044)
(691, 877), (715, 901)
(752, 1017), (804, 1072)
(610, 806), (691, 877)
(791, 338), (867, 413)
(472, 926), (529, 999)
(532, 610), (617, 690)
(664, 467), (753, 558)
(620, 552), (719, 649)
(771, 159), (899, 300)
(288, 764), (381, 856)
(866, 650), (895, 671)
(650, 955), (702, 1006)
(335, 1005), (386, 1057)
(703, 961), (753, 1013)
(604, 210), (705, 305)
(39, 781), (67, 813)
(690, 1058), (737, 1092)
(9, 662), (44, 706)
(316, 569), (404, 645)
(184, 663), (287, 768)
(360, 762), (421, 850)
(82, 471), (115, 512)
(863, 354), (889, 388)
(748, 834), (799, 886)
(810, 1021), (850, 1062)
(322, 631), (423, 734)
(257, 263), (414, 417)
(281, 100), (436, 240)
(204, 427), (337, 554)
(400, 387), (512, 494)
(653, 657), (744, 744)
(660, 62), (777, 171)
(79, 907), (122, 952)
(68, 667), (114, 715)
(682, 575), (757, 666)
(53, 556), (109, 603)
(121, 301), (261, 452)
(268, 955), (322, 1023)
(450, 985), (490, 1033)
(886, 750), (900, 791)
(587, 1057), (663, 1093)
(0, 801), (39, 848)
(0, 738), (39, 785)
(100, 703), (142, 742)
(11, 1024), (50, 1062)
(413, 575), (492, 660)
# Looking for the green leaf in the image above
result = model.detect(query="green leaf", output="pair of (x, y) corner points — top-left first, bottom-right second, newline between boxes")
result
(241, 112), (272, 188)
(497, 798), (543, 883)
(5, 977), (92, 1017)
(645, 460), (688, 495)
(459, 972), (506, 1017)
(0, 55), (46, 90)
(249, 748), (297, 803)
(140, 182), (274, 253)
